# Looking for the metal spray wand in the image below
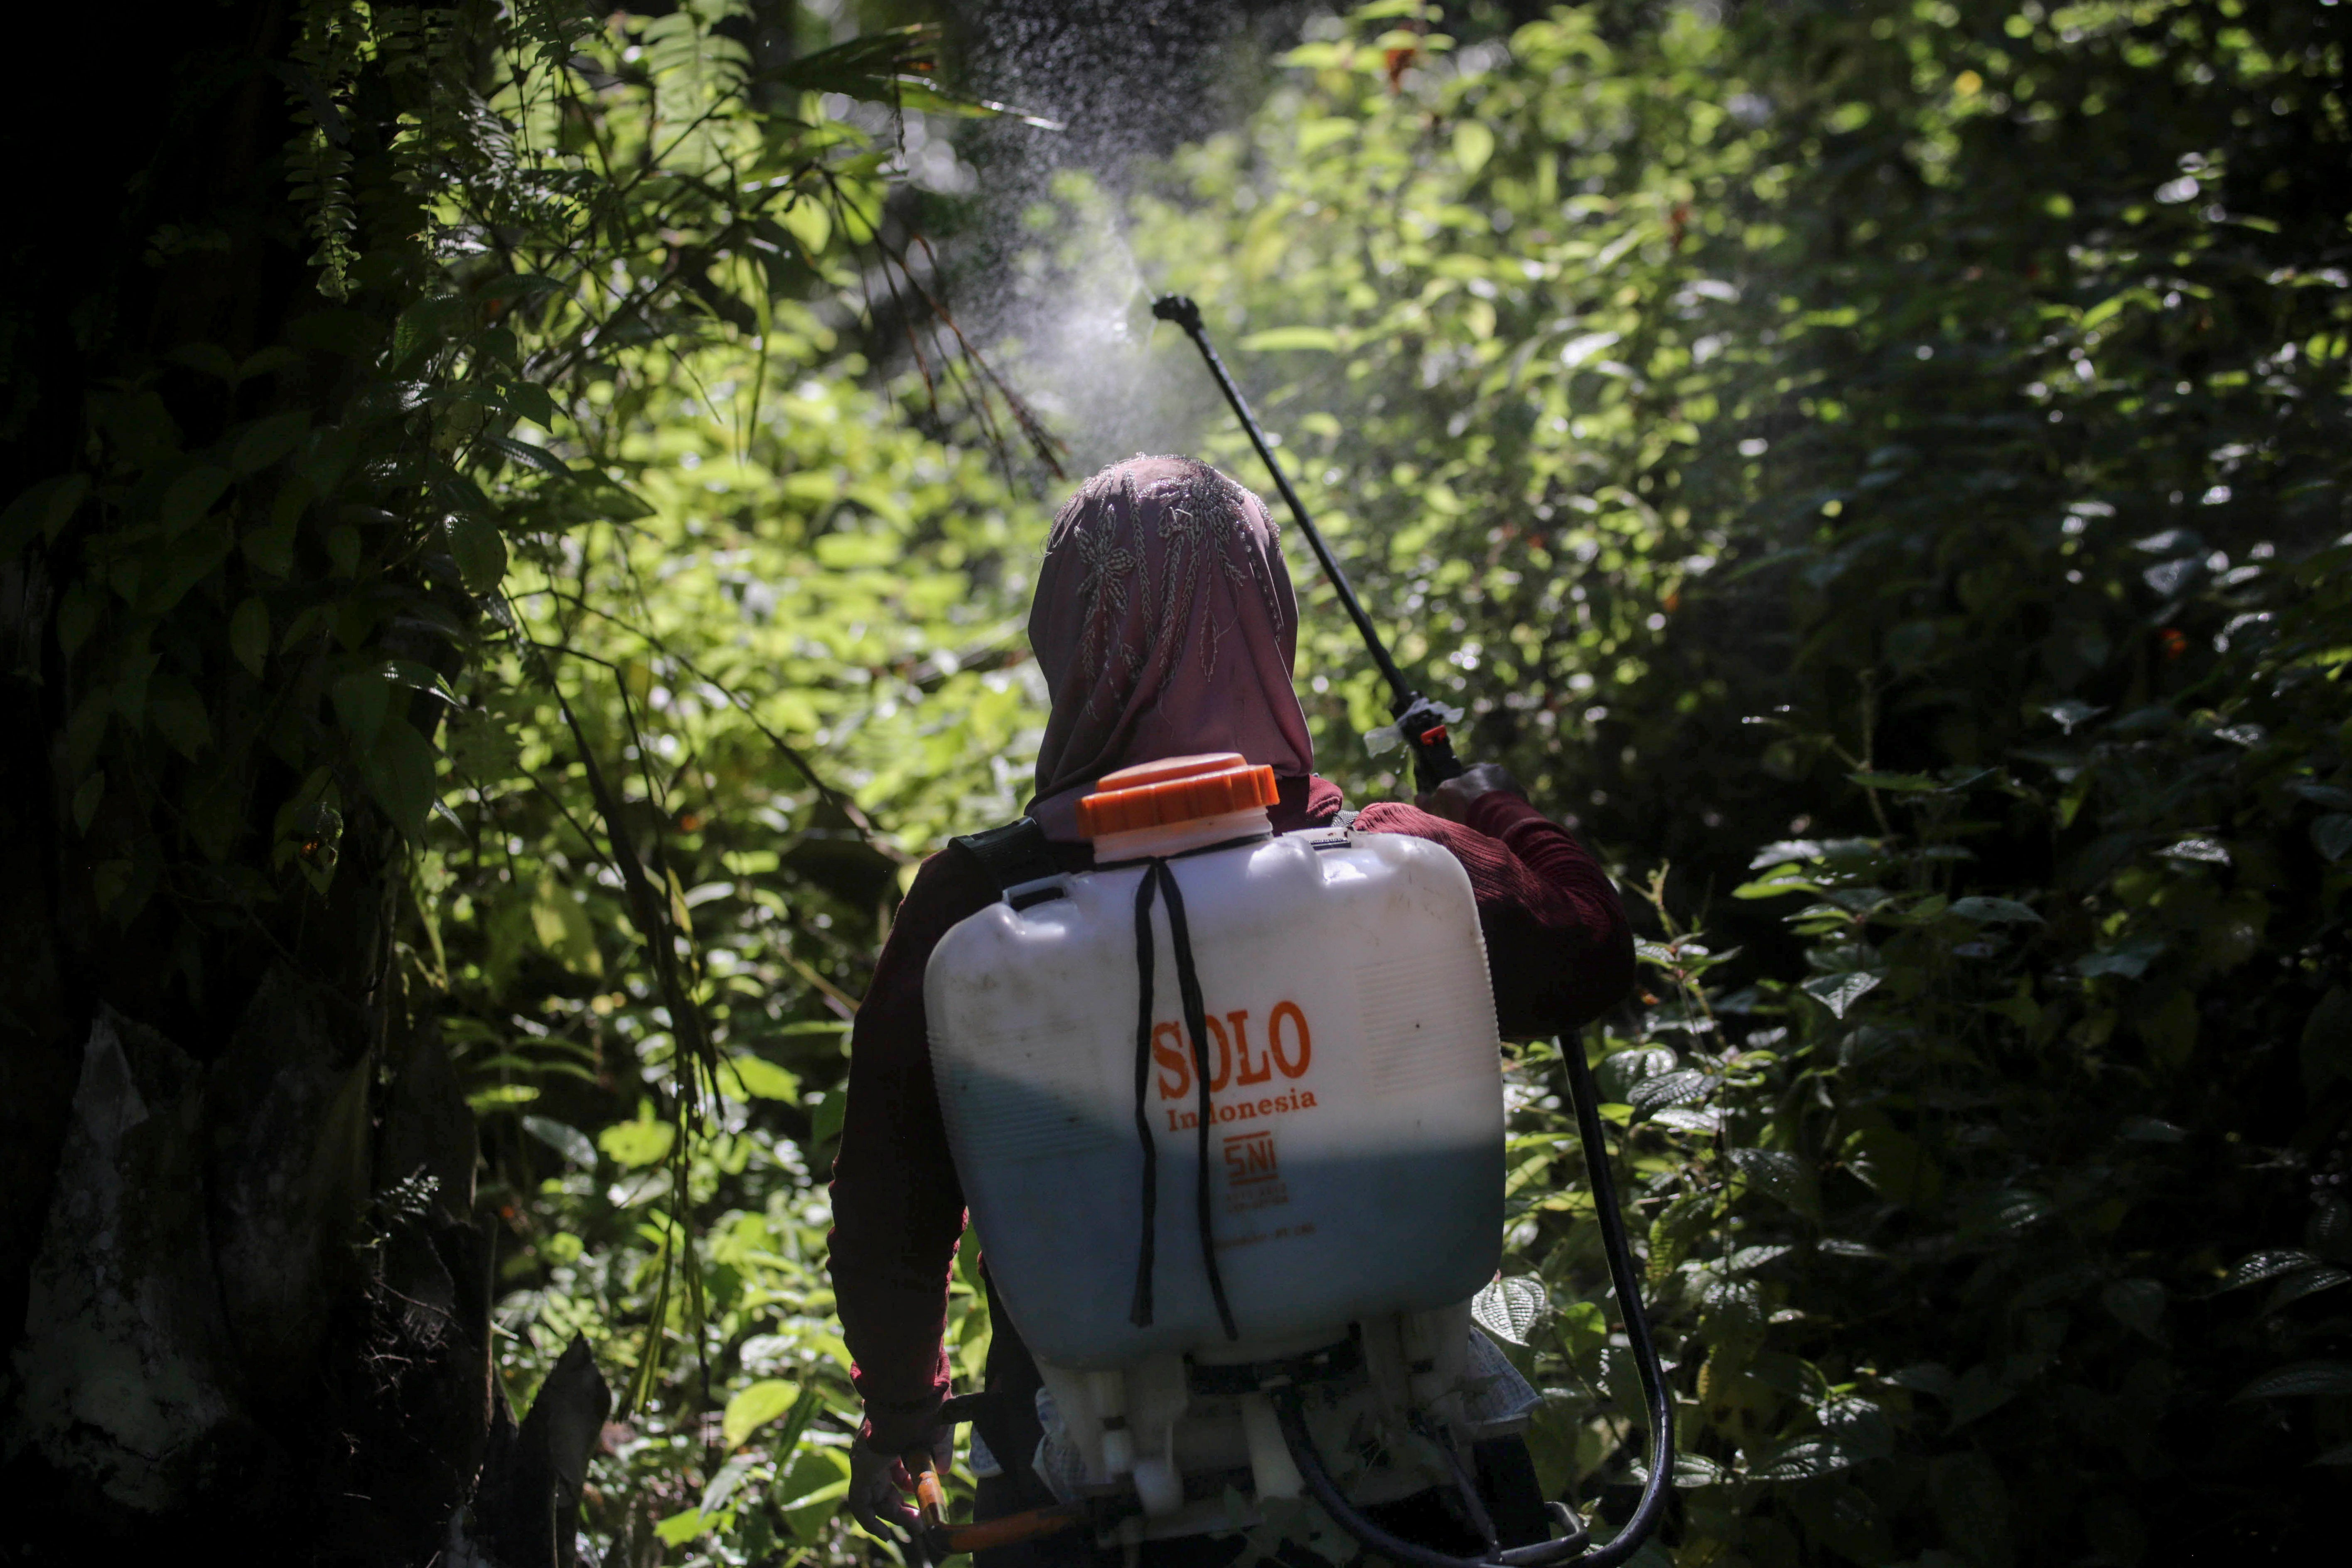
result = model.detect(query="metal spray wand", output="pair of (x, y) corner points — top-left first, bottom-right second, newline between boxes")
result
(1152, 294), (1676, 1568)
(1151, 294), (1465, 795)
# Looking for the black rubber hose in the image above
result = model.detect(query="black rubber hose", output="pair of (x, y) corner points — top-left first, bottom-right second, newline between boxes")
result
(1267, 1384), (1585, 1568)
(1261, 1033), (1676, 1568)
(1557, 1031), (1675, 1565)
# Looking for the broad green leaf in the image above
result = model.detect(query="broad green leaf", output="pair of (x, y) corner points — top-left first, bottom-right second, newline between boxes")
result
(1886, 1363), (1955, 1399)
(1948, 895), (2042, 924)
(2120, 1116), (2187, 1142)
(1802, 971), (1880, 1019)
(1628, 1068), (1709, 1112)
(722, 1378), (800, 1448)
(778, 1447), (851, 1541)
(56, 583), (98, 656)
(1946, 1362), (2018, 1429)
(808, 1090), (848, 1147)
(489, 434), (574, 479)
(1298, 117), (1356, 154)
(332, 668), (391, 745)
(506, 379), (558, 429)
(781, 197), (831, 259)
(2290, 782), (2352, 811)
(2158, 836), (2231, 865)
(229, 597), (270, 677)
(1731, 1147), (1820, 1221)
(1668, 1451), (1731, 1488)
(2077, 938), (2163, 979)
(2265, 1265), (2350, 1312)
(71, 772), (106, 834)
(521, 1116), (598, 1168)
(0, 473), (90, 555)
(166, 342), (241, 381)
(1749, 1436), (1858, 1482)
(652, 1509), (707, 1547)
(1961, 1185), (2053, 1237)
(2099, 1277), (2165, 1342)
(478, 272), (563, 305)
(531, 879), (604, 975)
(2312, 814), (2352, 863)
(2218, 1249), (2322, 1291)
(1647, 1191), (1713, 1286)
(1928, 1452), (2010, 1551)
(149, 681), (213, 758)
(1452, 119), (1495, 175)
(599, 1113), (676, 1170)
(447, 513), (508, 592)
(700, 1453), (756, 1515)
(727, 1055), (801, 1101)
(359, 716), (437, 835)
(231, 412), (310, 474)
(157, 465), (231, 536)
(1840, 1126), (1936, 1206)
(1239, 326), (1341, 352)
(2233, 1361), (2352, 1400)
(1470, 1274), (1548, 1344)
(1733, 868), (1816, 900)
(1557, 330), (1618, 369)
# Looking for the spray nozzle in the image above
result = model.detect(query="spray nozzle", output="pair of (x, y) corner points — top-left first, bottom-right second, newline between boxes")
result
(1150, 294), (1201, 329)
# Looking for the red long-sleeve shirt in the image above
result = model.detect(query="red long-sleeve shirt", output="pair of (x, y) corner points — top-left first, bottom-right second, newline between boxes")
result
(826, 777), (1633, 1451)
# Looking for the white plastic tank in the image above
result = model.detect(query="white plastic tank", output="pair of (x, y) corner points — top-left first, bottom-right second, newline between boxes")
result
(925, 753), (1505, 1372)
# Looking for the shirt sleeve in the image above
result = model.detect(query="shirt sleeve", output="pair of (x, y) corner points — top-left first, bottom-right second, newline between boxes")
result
(826, 852), (985, 1453)
(1351, 792), (1634, 1038)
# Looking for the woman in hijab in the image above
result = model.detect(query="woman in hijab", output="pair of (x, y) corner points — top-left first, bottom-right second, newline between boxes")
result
(830, 456), (1634, 1561)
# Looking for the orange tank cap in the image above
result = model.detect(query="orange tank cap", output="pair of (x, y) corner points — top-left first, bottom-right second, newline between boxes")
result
(1077, 752), (1280, 839)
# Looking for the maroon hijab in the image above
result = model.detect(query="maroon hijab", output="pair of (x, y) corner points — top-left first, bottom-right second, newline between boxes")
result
(1025, 455), (1315, 839)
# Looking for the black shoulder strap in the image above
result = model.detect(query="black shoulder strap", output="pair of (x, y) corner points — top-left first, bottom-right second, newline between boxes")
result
(947, 818), (1065, 908)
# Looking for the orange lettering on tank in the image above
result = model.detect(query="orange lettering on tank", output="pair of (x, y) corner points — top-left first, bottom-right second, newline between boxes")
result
(1152, 1022), (1191, 1100)
(1229, 1010), (1273, 1085)
(1156, 1001), (1316, 1108)
(1269, 1000), (1312, 1079)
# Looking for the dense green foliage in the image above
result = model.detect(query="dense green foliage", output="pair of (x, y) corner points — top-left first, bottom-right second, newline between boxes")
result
(1133, 0), (2351, 1561)
(2, 0), (1035, 1557)
(8, 0), (2346, 1564)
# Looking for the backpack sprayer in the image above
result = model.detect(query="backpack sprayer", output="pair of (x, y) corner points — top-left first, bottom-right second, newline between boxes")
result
(1146, 294), (1673, 1566)
(893, 301), (1671, 1568)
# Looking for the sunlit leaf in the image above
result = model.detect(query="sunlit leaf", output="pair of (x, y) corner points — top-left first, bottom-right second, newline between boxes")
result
(1749, 1436), (1858, 1482)
(1629, 1069), (1710, 1112)
(1802, 971), (1880, 1019)
(1471, 1274), (1548, 1344)
(599, 1114), (677, 1170)
(1731, 1147), (1819, 1221)
(2218, 1249), (2323, 1292)
(723, 1379), (801, 1449)
(1452, 120), (1495, 174)
(522, 1116), (598, 1168)
(726, 1055), (802, 1101)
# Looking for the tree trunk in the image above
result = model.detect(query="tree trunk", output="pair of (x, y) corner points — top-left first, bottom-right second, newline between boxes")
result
(0, 3), (547, 1559)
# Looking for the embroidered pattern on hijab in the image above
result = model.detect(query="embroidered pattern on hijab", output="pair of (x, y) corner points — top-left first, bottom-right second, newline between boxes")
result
(1025, 455), (1315, 841)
